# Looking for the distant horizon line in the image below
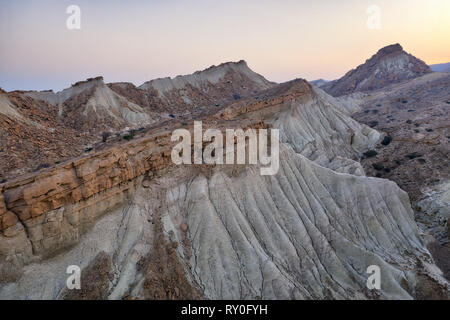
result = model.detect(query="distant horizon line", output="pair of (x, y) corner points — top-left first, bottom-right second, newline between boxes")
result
(2, 58), (449, 94)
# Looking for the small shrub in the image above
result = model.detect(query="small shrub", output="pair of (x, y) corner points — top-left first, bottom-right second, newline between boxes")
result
(381, 135), (392, 146)
(406, 153), (421, 160)
(84, 147), (93, 152)
(233, 93), (242, 100)
(122, 129), (137, 141)
(384, 167), (391, 173)
(0, 178), (7, 184)
(169, 114), (175, 118)
(34, 163), (50, 172)
(402, 100), (408, 104)
(406, 120), (413, 124)
(372, 163), (384, 171)
(363, 150), (378, 158)
(368, 121), (379, 128)
(425, 128), (433, 132)
(408, 109), (415, 112)
(123, 135), (133, 141)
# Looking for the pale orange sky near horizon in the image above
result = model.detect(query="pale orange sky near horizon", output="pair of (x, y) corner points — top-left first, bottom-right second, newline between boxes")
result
(0, 0), (449, 91)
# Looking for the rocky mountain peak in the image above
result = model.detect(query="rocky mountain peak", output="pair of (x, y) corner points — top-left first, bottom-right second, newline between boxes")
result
(71, 76), (105, 89)
(322, 43), (431, 96)
(376, 43), (403, 55)
(138, 60), (275, 113)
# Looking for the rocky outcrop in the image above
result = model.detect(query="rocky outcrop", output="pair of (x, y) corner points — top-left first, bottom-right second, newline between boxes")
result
(217, 80), (380, 174)
(25, 77), (161, 133)
(0, 117), (266, 280)
(139, 60), (276, 113)
(0, 91), (89, 181)
(322, 44), (432, 96)
(1, 62), (276, 182)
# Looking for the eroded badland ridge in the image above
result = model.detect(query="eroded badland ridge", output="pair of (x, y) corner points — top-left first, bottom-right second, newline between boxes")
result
(0, 50), (449, 299)
(317, 44), (450, 283)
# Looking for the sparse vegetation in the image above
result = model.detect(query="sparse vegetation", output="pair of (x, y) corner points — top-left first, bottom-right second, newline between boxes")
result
(417, 158), (426, 164)
(34, 163), (50, 172)
(123, 129), (137, 141)
(372, 163), (384, 171)
(363, 150), (378, 158)
(381, 135), (392, 146)
(406, 153), (421, 160)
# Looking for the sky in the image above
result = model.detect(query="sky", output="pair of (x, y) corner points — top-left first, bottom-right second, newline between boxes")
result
(0, 0), (449, 91)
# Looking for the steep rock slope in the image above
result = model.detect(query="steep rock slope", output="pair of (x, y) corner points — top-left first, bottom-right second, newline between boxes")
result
(107, 82), (170, 113)
(163, 148), (435, 299)
(0, 79), (447, 299)
(322, 44), (431, 96)
(0, 91), (86, 181)
(139, 60), (275, 114)
(217, 80), (380, 175)
(25, 77), (161, 133)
